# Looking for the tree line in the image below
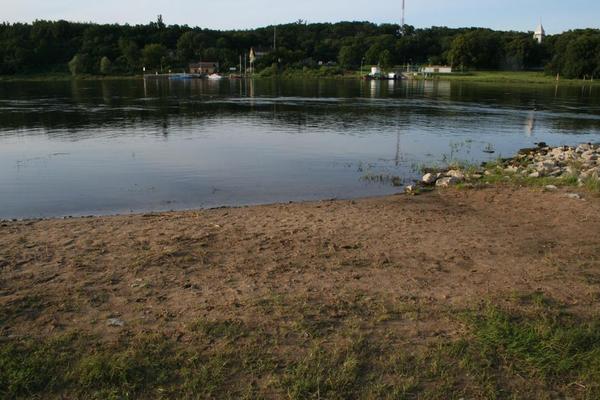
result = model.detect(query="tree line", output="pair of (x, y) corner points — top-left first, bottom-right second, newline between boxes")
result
(1, 17), (599, 78)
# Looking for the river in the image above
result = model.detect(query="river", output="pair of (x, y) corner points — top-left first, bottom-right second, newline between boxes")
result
(1, 78), (600, 218)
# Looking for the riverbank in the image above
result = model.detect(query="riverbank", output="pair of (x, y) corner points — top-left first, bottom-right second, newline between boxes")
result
(2, 180), (600, 397)
(0, 69), (361, 82)
(4, 70), (599, 86)
(0, 73), (140, 82)
(413, 142), (600, 194)
(420, 70), (600, 86)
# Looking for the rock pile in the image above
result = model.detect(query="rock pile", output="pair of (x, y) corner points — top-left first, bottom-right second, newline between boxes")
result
(419, 143), (600, 188)
(513, 143), (600, 181)
(420, 169), (479, 187)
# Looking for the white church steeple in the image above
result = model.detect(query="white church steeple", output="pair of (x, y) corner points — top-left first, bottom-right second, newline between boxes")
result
(534, 20), (545, 44)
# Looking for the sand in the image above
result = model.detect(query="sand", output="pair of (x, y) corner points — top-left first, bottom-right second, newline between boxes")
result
(2, 186), (599, 342)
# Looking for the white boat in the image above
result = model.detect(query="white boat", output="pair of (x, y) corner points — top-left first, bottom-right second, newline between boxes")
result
(207, 73), (223, 80)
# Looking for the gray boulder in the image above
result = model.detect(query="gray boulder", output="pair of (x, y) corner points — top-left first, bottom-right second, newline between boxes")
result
(436, 176), (460, 187)
(446, 170), (465, 181)
(422, 173), (437, 185)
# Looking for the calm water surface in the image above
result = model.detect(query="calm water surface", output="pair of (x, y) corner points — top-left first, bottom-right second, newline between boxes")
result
(1, 78), (600, 218)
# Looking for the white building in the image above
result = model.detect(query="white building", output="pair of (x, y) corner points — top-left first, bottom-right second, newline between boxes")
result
(421, 66), (453, 74)
(534, 22), (545, 44)
(370, 66), (381, 76)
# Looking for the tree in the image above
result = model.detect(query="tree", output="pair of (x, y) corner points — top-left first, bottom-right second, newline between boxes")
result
(142, 43), (167, 70)
(100, 56), (111, 74)
(118, 38), (140, 71)
(448, 30), (502, 69)
(547, 30), (600, 78)
(448, 34), (472, 68)
(1, 19), (599, 78)
(503, 37), (528, 70)
(338, 45), (359, 68)
(68, 54), (85, 75)
(563, 35), (600, 78)
(365, 43), (383, 65)
(157, 14), (165, 30)
(380, 49), (392, 69)
(177, 31), (201, 63)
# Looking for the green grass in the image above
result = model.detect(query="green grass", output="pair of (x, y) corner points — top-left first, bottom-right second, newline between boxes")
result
(0, 330), (270, 399)
(74, 335), (178, 398)
(456, 302), (600, 398)
(2, 294), (599, 399)
(190, 318), (246, 340)
(581, 176), (600, 192)
(257, 66), (361, 79)
(422, 71), (600, 86)
(447, 158), (600, 194)
(282, 337), (370, 400)
(422, 71), (600, 85)
(0, 73), (141, 82)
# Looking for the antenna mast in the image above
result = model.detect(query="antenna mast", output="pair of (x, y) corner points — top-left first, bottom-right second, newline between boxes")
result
(401, 0), (405, 27)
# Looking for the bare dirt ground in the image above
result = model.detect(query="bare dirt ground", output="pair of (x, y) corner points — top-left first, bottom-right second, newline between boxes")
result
(1, 186), (600, 398)
(2, 186), (599, 338)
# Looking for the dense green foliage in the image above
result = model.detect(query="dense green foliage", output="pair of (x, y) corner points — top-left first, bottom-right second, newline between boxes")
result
(547, 29), (600, 79)
(0, 17), (598, 78)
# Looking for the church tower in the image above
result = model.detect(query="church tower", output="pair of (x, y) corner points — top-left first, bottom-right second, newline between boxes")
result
(534, 21), (545, 44)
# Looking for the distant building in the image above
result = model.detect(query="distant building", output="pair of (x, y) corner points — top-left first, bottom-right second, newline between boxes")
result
(249, 47), (269, 63)
(370, 66), (382, 76)
(189, 61), (219, 74)
(421, 66), (453, 74)
(534, 22), (545, 44)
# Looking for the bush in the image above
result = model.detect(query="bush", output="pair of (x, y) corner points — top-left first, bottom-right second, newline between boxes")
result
(99, 57), (111, 75)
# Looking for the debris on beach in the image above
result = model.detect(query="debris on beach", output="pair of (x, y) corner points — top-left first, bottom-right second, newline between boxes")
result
(107, 318), (125, 327)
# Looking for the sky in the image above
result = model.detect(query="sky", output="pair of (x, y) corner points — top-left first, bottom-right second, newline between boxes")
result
(2, 0), (599, 34)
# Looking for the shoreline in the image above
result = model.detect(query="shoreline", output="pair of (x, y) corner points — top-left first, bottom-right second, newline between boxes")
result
(4, 142), (599, 223)
(2, 70), (600, 86)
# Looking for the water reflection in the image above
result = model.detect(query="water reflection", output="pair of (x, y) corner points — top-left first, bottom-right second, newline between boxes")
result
(525, 110), (537, 136)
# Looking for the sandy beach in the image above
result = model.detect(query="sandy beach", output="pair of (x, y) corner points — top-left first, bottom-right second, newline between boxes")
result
(2, 185), (600, 398)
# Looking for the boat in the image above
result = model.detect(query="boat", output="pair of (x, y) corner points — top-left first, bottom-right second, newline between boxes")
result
(168, 73), (194, 80)
(207, 73), (223, 80)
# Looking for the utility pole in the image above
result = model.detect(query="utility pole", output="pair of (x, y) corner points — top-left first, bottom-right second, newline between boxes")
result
(274, 26), (277, 51)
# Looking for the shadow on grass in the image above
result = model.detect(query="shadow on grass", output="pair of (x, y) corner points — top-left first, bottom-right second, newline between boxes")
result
(1, 293), (599, 399)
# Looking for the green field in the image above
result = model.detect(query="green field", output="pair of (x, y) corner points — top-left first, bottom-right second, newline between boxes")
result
(423, 70), (600, 86)
(0, 73), (141, 82)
